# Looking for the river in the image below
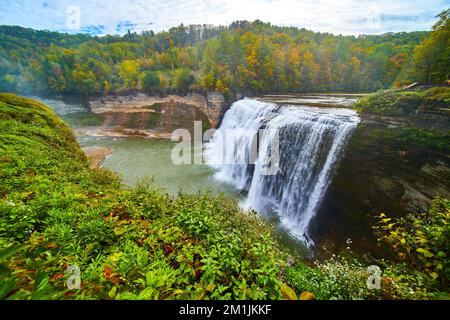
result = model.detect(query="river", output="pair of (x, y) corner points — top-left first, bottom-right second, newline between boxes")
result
(77, 135), (240, 197)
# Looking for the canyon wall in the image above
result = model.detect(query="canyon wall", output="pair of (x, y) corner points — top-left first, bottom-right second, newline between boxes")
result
(83, 92), (448, 253)
(89, 92), (226, 129)
(310, 105), (450, 252)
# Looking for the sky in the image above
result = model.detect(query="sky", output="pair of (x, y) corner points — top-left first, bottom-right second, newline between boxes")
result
(0, 0), (448, 36)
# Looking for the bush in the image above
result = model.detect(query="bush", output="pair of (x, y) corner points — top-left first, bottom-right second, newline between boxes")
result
(141, 71), (160, 95)
(285, 255), (376, 300)
(286, 251), (448, 300)
(374, 197), (450, 289)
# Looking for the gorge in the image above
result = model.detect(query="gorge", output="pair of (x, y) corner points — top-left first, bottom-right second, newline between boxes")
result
(34, 90), (449, 253)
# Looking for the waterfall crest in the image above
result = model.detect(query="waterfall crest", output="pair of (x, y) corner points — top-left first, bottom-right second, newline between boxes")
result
(206, 98), (360, 244)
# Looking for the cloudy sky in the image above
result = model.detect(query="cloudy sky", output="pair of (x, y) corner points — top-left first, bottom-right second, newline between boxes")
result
(0, 0), (448, 35)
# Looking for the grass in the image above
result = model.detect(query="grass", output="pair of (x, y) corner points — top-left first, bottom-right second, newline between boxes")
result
(354, 87), (450, 116)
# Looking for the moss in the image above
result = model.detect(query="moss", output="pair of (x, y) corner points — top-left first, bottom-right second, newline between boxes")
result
(354, 87), (450, 116)
(423, 87), (450, 102)
(0, 93), (85, 161)
(386, 127), (450, 154)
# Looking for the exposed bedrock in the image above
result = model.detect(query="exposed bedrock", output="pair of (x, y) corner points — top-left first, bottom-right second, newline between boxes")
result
(88, 93), (227, 134)
(311, 110), (450, 253)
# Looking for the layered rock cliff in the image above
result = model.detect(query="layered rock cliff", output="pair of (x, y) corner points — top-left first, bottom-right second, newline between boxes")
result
(89, 93), (226, 128)
(310, 89), (450, 252)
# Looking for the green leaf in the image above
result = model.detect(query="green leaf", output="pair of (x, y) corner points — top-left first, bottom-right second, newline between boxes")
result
(109, 286), (117, 299)
(0, 278), (17, 300)
(0, 247), (19, 261)
(416, 248), (434, 258)
(0, 264), (12, 277)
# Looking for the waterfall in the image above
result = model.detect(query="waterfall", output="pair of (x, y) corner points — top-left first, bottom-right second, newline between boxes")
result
(206, 98), (360, 245)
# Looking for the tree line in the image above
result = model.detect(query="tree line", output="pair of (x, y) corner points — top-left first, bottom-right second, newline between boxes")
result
(0, 10), (448, 99)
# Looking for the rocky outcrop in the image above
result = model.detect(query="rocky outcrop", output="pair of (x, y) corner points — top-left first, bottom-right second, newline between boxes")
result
(89, 93), (227, 129)
(206, 91), (227, 127)
(310, 108), (450, 253)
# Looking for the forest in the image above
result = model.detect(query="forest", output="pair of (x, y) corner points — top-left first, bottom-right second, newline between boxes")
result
(1, 9), (448, 99)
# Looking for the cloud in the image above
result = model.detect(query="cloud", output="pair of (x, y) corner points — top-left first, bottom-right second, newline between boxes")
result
(0, 0), (448, 35)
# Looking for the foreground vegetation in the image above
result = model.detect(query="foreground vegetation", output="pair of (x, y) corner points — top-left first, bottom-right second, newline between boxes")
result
(0, 94), (448, 300)
(0, 93), (286, 299)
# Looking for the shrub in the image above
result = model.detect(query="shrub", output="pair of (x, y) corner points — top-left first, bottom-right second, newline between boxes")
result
(285, 256), (375, 300)
(374, 197), (450, 289)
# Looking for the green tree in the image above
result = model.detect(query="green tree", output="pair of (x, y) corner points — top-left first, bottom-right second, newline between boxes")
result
(119, 59), (140, 90)
(406, 9), (450, 83)
(172, 68), (194, 94)
(0, 21), (439, 96)
(141, 71), (160, 94)
(72, 66), (100, 95)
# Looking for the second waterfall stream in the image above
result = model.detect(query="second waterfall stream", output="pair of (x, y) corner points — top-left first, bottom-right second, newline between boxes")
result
(206, 98), (360, 245)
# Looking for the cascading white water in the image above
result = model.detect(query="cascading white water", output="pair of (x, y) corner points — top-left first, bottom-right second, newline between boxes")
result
(206, 99), (278, 189)
(206, 98), (360, 245)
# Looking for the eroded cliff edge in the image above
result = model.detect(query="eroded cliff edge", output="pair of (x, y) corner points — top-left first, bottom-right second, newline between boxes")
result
(85, 93), (227, 137)
(311, 88), (450, 252)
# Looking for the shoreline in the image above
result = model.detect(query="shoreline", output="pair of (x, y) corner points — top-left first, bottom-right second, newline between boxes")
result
(82, 146), (113, 168)
(75, 127), (173, 140)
